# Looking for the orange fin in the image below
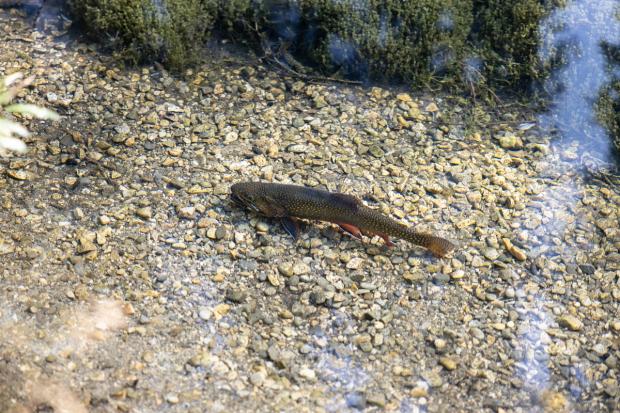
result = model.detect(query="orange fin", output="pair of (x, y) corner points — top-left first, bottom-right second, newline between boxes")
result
(336, 222), (363, 239)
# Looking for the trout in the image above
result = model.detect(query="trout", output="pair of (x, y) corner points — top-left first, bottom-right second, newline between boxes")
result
(231, 181), (455, 257)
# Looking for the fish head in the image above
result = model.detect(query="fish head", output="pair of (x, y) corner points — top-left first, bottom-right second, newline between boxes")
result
(230, 182), (262, 213)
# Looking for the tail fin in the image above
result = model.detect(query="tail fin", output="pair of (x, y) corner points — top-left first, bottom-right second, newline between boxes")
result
(424, 235), (456, 258)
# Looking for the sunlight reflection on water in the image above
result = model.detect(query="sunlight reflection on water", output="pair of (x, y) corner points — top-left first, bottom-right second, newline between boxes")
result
(539, 0), (620, 160)
(515, 0), (619, 407)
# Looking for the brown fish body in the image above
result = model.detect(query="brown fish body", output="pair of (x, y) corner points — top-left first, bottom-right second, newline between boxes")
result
(231, 182), (455, 257)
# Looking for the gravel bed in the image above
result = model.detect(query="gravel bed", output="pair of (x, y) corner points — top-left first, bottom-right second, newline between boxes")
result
(1, 13), (619, 413)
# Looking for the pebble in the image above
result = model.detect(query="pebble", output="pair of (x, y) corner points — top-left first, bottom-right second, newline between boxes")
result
(482, 247), (500, 261)
(2, 17), (618, 413)
(165, 393), (179, 404)
(292, 261), (310, 275)
(278, 262), (294, 277)
(298, 367), (316, 381)
(558, 315), (583, 331)
(198, 307), (212, 321)
(178, 206), (195, 219)
(366, 392), (386, 407)
(498, 134), (523, 149)
(346, 392), (366, 409)
(439, 356), (457, 370)
(136, 207), (152, 219)
(410, 386), (428, 398)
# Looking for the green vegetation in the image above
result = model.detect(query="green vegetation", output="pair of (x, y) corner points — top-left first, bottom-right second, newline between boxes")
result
(69, 0), (555, 90)
(69, 0), (217, 70)
(471, 0), (552, 88)
(597, 80), (620, 158)
(300, 0), (473, 84)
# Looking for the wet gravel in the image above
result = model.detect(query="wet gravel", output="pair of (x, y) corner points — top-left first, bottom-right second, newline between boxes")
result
(1, 12), (619, 413)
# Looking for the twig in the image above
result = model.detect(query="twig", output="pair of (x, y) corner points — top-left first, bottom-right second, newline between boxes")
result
(268, 55), (362, 85)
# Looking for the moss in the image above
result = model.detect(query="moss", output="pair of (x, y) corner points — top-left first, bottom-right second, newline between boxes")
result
(215, 0), (549, 90)
(471, 0), (557, 88)
(215, 0), (252, 32)
(298, 0), (473, 84)
(69, 0), (217, 71)
(68, 0), (558, 92)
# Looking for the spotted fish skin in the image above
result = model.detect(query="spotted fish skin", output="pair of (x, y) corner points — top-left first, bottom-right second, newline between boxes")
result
(231, 181), (456, 257)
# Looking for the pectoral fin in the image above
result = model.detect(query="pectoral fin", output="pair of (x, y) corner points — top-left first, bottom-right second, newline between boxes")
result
(280, 217), (300, 239)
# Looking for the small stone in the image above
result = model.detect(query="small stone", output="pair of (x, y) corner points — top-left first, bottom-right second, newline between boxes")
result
(298, 367), (316, 381)
(346, 257), (364, 270)
(249, 371), (266, 386)
(410, 386), (428, 398)
(592, 343), (608, 357)
(74, 285), (89, 300)
(540, 390), (568, 412)
(99, 215), (111, 225)
(136, 207), (152, 220)
(421, 370), (442, 387)
(278, 262), (294, 277)
(267, 272), (280, 287)
(368, 145), (384, 158)
(313, 95), (327, 108)
(287, 144), (307, 153)
(439, 356), (457, 370)
(434, 338), (447, 351)
(77, 236), (96, 254)
(498, 134), (523, 149)
(255, 222), (269, 233)
(425, 102), (439, 112)
(558, 314), (583, 331)
(482, 247), (500, 261)
(225, 288), (246, 303)
(165, 393), (179, 404)
(198, 307), (211, 320)
(206, 227), (218, 239)
(366, 392), (386, 407)
(403, 271), (425, 283)
(346, 392), (366, 409)
(292, 261), (310, 275)
(178, 206), (195, 219)
(355, 334), (373, 352)
(433, 273), (450, 284)
(6, 170), (33, 181)
(213, 304), (230, 319)
(603, 380), (619, 397)
(215, 226), (228, 240)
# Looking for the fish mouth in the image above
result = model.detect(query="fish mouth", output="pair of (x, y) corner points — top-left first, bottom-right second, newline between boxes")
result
(230, 192), (247, 208)
(230, 191), (259, 212)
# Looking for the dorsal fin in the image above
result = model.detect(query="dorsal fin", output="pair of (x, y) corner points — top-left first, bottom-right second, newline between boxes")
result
(329, 192), (360, 210)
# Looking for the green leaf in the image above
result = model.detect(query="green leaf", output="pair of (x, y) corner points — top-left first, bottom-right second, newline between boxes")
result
(6, 104), (60, 120)
(2, 72), (23, 88)
(0, 118), (30, 138)
(0, 89), (17, 106)
(0, 136), (27, 153)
